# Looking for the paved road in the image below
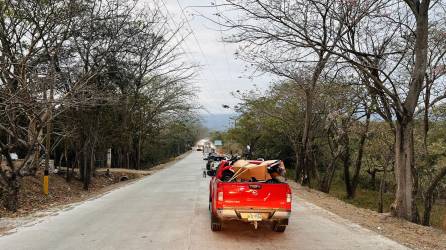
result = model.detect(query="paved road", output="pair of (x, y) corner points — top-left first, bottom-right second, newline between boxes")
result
(0, 152), (408, 250)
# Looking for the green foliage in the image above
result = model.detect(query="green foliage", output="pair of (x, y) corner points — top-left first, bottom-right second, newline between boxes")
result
(330, 175), (394, 212)
(330, 174), (446, 229)
(223, 78), (446, 229)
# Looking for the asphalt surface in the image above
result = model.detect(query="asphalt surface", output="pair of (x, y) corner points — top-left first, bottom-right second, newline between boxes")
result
(0, 152), (408, 250)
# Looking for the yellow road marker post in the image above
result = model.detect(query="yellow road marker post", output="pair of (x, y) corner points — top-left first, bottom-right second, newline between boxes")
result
(43, 169), (49, 195)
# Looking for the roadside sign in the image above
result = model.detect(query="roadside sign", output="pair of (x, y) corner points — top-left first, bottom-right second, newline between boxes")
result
(214, 140), (223, 146)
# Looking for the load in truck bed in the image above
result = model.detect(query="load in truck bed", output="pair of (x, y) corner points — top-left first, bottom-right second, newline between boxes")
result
(217, 159), (286, 184)
(230, 159), (283, 181)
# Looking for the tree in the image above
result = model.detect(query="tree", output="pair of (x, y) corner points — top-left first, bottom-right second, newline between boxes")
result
(216, 0), (446, 223)
(319, 83), (371, 197)
(227, 86), (301, 161)
(326, 0), (440, 222)
(0, 0), (199, 209)
(217, 0), (347, 185)
(0, 0), (89, 211)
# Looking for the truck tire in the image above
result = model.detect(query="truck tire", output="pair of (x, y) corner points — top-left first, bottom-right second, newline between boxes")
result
(272, 221), (287, 232)
(211, 214), (222, 231)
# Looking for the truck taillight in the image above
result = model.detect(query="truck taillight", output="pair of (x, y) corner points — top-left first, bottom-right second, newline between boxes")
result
(218, 191), (224, 201)
(286, 193), (291, 203)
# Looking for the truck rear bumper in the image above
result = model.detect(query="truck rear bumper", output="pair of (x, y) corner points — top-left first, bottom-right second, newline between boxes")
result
(216, 209), (291, 221)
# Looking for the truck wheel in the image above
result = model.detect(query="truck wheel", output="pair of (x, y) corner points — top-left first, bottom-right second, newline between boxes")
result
(211, 215), (222, 231)
(272, 222), (286, 232)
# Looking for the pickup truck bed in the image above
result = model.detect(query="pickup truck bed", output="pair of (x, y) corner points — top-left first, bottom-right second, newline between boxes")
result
(209, 160), (292, 232)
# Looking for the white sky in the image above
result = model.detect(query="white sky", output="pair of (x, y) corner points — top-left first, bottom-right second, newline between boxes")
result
(160, 0), (272, 114)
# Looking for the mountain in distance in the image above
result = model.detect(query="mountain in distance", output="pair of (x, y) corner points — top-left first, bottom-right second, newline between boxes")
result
(200, 113), (236, 131)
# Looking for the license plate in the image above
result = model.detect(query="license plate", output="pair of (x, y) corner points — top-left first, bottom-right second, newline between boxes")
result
(246, 213), (262, 221)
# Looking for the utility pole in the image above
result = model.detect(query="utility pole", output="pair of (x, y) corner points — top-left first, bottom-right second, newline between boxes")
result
(43, 58), (54, 195)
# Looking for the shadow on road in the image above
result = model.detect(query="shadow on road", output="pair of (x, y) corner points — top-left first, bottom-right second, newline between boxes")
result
(210, 220), (289, 240)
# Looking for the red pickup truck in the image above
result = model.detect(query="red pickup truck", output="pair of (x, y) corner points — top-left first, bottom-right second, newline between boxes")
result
(208, 159), (292, 232)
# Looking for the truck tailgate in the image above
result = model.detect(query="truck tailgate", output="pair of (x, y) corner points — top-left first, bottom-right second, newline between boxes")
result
(219, 182), (291, 210)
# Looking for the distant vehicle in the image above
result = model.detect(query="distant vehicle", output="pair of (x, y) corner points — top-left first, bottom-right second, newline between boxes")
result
(203, 143), (212, 155)
(208, 158), (291, 232)
(204, 154), (227, 177)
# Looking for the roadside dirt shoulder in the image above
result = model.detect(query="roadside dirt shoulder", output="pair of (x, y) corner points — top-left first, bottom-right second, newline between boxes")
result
(290, 182), (446, 250)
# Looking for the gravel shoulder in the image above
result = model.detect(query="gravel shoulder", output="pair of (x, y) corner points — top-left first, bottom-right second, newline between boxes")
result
(290, 182), (446, 250)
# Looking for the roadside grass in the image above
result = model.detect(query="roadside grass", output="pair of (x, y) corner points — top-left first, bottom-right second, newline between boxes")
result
(422, 201), (446, 230)
(329, 177), (446, 230)
(329, 178), (394, 213)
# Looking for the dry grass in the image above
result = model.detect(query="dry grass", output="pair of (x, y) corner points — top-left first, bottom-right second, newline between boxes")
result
(0, 170), (141, 218)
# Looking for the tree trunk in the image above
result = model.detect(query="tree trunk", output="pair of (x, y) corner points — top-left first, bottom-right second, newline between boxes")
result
(64, 143), (71, 182)
(391, 119), (419, 223)
(376, 0), (429, 223)
(118, 149), (122, 168)
(82, 149), (86, 186)
(71, 159), (76, 181)
(379, 162), (388, 213)
(320, 160), (337, 193)
(137, 134), (142, 170)
(89, 148), (94, 183)
(126, 152), (130, 169)
(351, 112), (370, 197)
(79, 149), (85, 182)
(83, 146), (90, 190)
(320, 133), (341, 193)
(369, 169), (377, 190)
(422, 165), (446, 226)
(342, 142), (353, 199)
(297, 90), (314, 185)
(3, 175), (20, 212)
(292, 143), (301, 183)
